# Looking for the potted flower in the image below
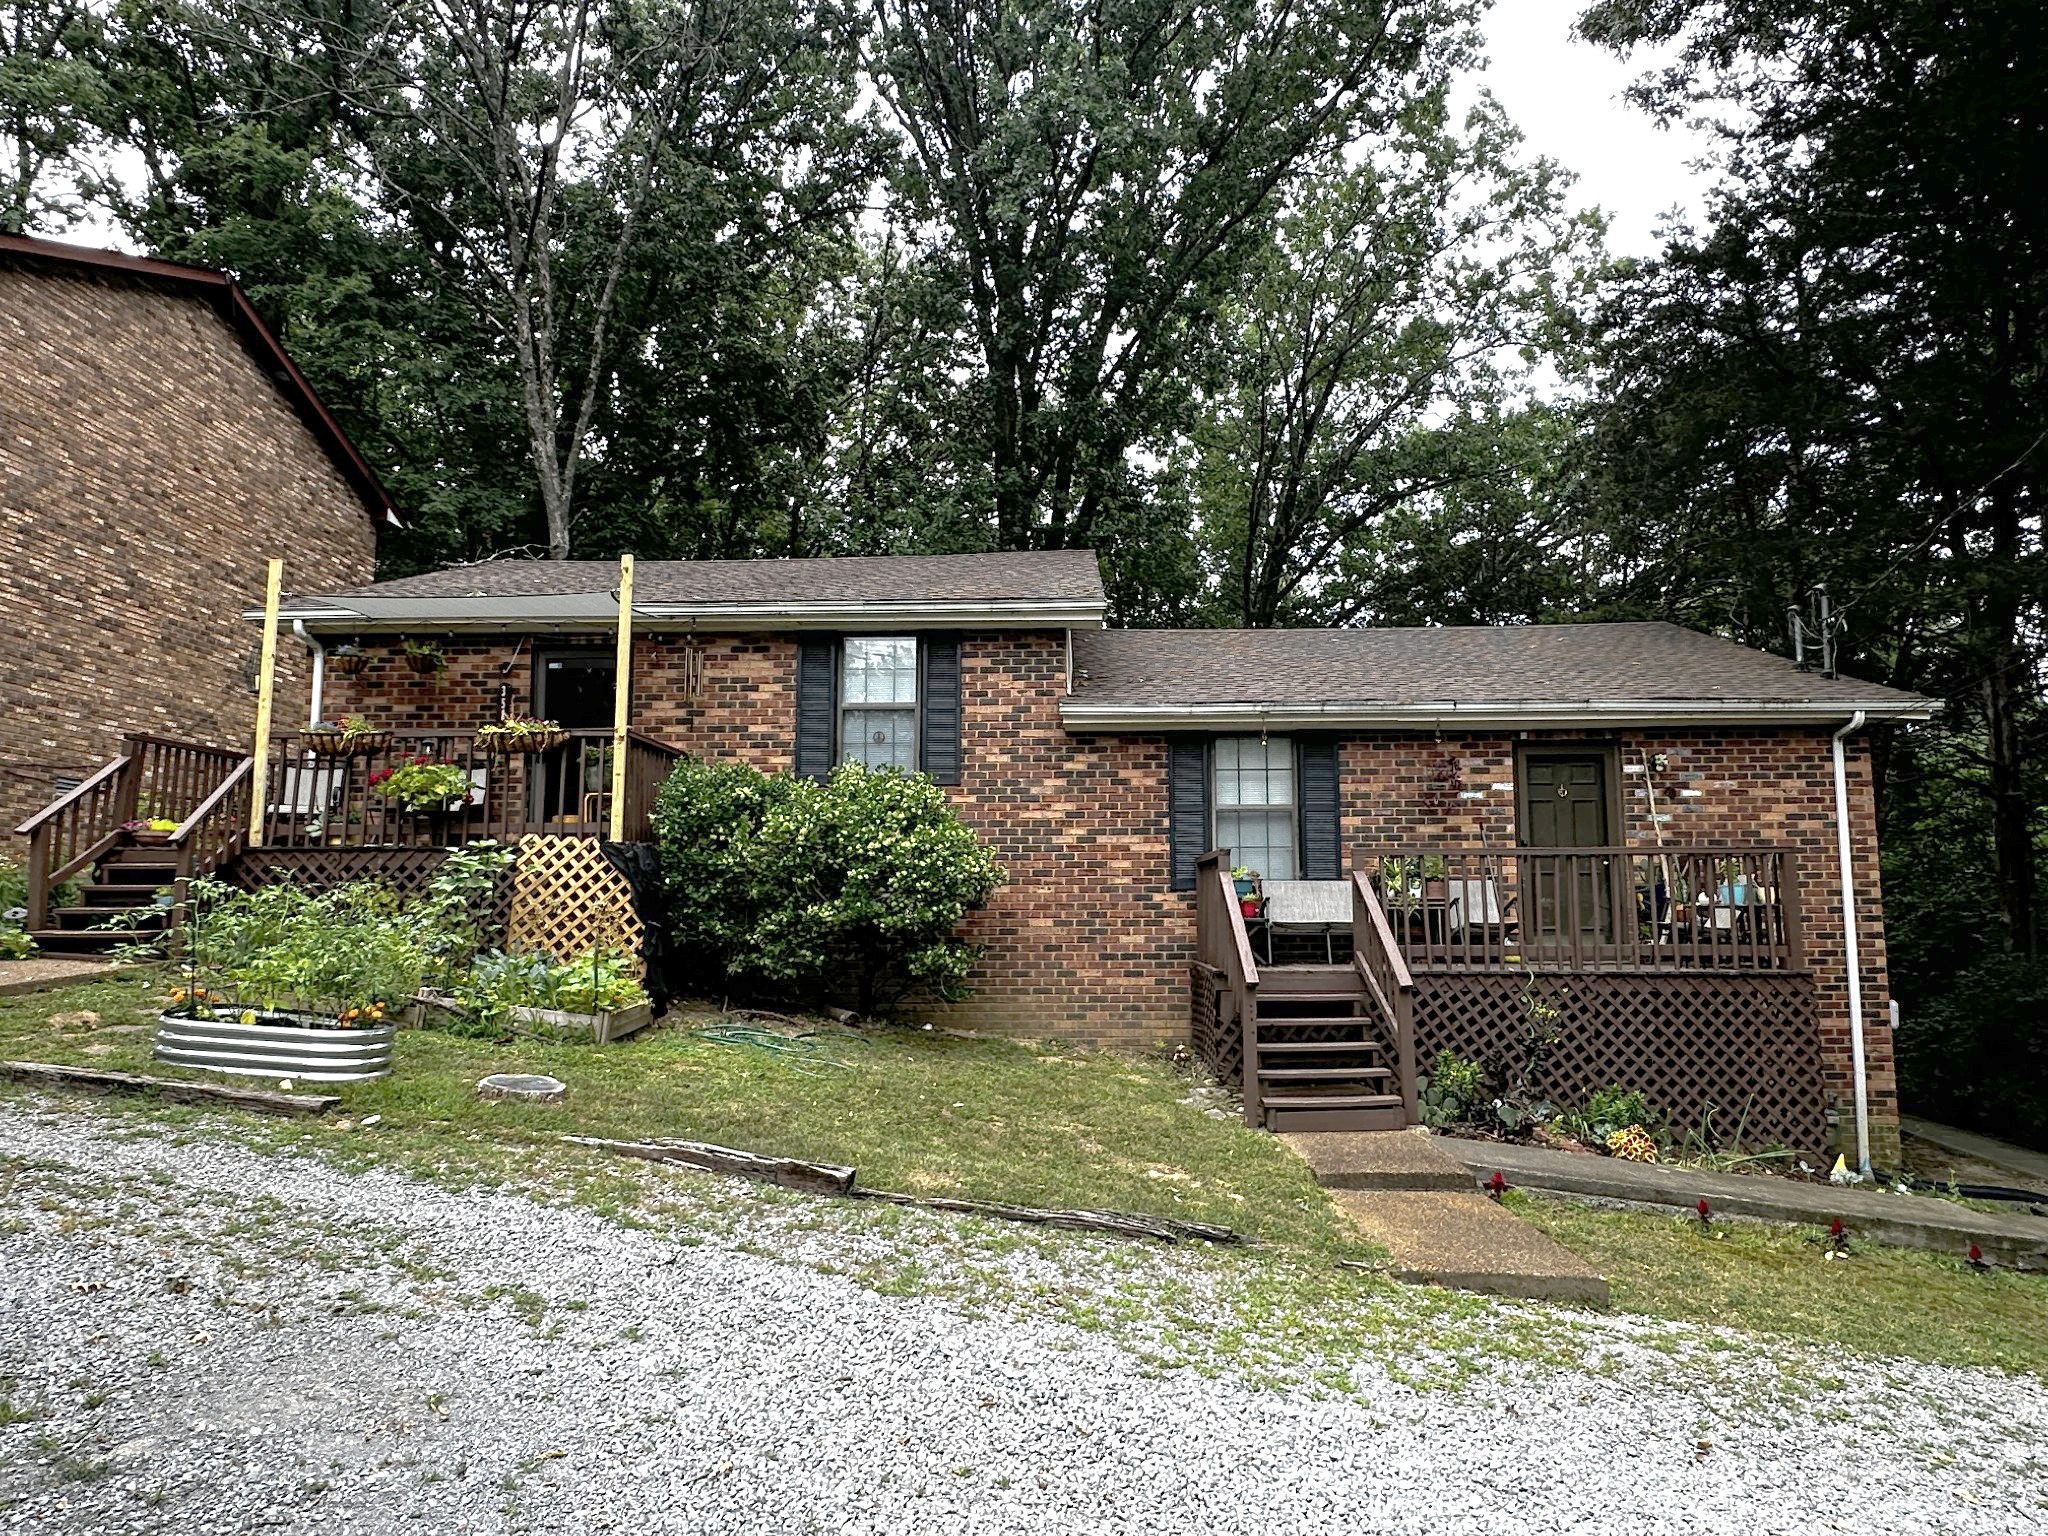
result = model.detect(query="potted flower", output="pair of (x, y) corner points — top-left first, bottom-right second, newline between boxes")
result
(369, 755), (474, 813)
(1230, 865), (1258, 898)
(402, 638), (447, 676)
(476, 712), (568, 755)
(122, 817), (180, 847)
(325, 642), (371, 678)
(304, 716), (391, 757)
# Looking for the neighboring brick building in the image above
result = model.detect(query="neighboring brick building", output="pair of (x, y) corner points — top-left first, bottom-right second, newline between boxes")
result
(283, 551), (1932, 1160)
(0, 234), (391, 832)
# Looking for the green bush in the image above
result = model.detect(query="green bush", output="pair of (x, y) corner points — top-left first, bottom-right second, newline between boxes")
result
(1417, 1050), (1484, 1128)
(654, 758), (1004, 1011)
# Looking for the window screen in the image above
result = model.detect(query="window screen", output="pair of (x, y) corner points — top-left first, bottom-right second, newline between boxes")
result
(1214, 736), (1297, 881)
(840, 637), (918, 771)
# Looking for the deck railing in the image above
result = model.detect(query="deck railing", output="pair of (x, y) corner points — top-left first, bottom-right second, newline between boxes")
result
(1350, 870), (1419, 1124)
(1355, 846), (1806, 973)
(1192, 849), (1262, 1125)
(257, 729), (683, 849)
(12, 733), (247, 928)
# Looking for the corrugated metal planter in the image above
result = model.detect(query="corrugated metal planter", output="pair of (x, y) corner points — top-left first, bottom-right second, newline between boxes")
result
(154, 1012), (396, 1081)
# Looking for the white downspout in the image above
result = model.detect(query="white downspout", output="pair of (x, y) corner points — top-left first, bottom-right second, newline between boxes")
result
(1831, 709), (1871, 1174)
(293, 620), (326, 726)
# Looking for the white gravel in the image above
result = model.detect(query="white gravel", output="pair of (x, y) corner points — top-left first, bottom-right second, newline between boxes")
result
(2, 1099), (2044, 1535)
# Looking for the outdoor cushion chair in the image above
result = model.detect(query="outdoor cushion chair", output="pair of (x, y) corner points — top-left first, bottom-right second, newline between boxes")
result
(1258, 879), (1355, 964)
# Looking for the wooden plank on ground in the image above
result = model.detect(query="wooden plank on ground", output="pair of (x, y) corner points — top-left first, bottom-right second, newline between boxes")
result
(3, 1060), (340, 1118)
(562, 1133), (1247, 1245)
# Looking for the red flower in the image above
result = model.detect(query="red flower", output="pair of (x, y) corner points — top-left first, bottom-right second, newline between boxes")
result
(1696, 1197), (1712, 1226)
(1485, 1170), (1508, 1200)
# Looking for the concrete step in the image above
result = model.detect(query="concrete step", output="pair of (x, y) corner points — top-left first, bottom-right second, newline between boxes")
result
(1329, 1188), (1610, 1305)
(1280, 1128), (1474, 1192)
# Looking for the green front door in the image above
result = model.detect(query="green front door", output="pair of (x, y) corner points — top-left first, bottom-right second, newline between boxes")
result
(1521, 753), (1617, 954)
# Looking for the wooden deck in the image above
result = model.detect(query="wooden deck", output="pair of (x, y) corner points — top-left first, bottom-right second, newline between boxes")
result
(1194, 844), (1831, 1148)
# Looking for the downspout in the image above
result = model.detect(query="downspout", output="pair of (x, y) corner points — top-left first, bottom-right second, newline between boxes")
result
(292, 620), (325, 726)
(1831, 709), (1870, 1174)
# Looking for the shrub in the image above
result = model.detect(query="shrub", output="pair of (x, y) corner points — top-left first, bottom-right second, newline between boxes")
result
(654, 758), (1004, 1011)
(1417, 1051), (1484, 1128)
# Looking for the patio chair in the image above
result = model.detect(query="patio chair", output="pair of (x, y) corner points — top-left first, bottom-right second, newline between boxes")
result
(1259, 879), (1354, 964)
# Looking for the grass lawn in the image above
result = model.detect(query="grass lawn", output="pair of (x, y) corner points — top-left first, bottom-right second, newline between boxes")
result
(5, 969), (2047, 1381)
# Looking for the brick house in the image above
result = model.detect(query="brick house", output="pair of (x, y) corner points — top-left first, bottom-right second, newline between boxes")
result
(96, 547), (1911, 1163)
(0, 233), (393, 832)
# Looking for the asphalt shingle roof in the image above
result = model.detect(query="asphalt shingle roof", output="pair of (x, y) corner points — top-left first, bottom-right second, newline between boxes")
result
(1068, 624), (1928, 711)
(295, 550), (1106, 610)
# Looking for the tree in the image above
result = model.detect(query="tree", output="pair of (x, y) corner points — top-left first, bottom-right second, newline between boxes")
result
(1184, 91), (1598, 626)
(1575, 0), (2047, 960)
(0, 1), (107, 232)
(848, 0), (1488, 570)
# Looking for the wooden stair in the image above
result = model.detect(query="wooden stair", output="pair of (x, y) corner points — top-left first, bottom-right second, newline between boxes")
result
(1249, 964), (1406, 1132)
(26, 846), (178, 953)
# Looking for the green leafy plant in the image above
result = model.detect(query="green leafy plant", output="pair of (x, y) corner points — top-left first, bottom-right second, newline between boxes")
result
(0, 928), (34, 961)
(1556, 1084), (1662, 1149)
(402, 638), (447, 674)
(450, 947), (647, 1035)
(369, 756), (473, 810)
(654, 757), (1004, 1011)
(1416, 1050), (1484, 1129)
(476, 713), (565, 750)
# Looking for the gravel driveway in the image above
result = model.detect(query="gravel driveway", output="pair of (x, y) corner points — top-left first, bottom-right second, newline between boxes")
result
(2, 1099), (2043, 1535)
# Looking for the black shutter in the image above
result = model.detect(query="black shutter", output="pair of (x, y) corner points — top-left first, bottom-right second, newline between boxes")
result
(1298, 738), (1341, 880)
(920, 637), (962, 784)
(795, 638), (837, 780)
(1168, 737), (1211, 892)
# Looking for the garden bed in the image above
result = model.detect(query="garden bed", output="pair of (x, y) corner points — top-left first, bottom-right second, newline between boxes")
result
(154, 1010), (397, 1081)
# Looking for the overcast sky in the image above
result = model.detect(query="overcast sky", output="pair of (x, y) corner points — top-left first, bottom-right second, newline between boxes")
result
(1476, 0), (1719, 255)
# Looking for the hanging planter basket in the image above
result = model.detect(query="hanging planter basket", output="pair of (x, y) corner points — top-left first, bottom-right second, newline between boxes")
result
(325, 646), (372, 678)
(305, 726), (391, 758)
(482, 727), (569, 756)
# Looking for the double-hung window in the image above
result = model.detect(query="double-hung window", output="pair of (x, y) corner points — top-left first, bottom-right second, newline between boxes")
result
(1214, 736), (1297, 881)
(839, 636), (918, 771)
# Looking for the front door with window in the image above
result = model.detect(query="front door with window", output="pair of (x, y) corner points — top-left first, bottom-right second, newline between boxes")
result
(534, 650), (615, 828)
(1519, 750), (1618, 953)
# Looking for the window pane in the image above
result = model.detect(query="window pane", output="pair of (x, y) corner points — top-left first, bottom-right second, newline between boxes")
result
(1215, 735), (1293, 807)
(842, 707), (916, 771)
(842, 637), (918, 705)
(1217, 808), (1298, 881)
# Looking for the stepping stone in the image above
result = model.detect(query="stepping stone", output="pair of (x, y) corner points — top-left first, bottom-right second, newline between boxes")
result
(1330, 1188), (1610, 1305)
(477, 1073), (567, 1103)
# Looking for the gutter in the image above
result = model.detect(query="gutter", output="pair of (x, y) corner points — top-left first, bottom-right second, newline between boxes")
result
(1832, 709), (1872, 1174)
(1057, 698), (1941, 730)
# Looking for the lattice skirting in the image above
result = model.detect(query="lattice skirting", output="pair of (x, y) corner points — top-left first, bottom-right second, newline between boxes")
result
(230, 848), (453, 900)
(1189, 963), (1242, 1088)
(505, 834), (644, 981)
(1412, 970), (1829, 1152)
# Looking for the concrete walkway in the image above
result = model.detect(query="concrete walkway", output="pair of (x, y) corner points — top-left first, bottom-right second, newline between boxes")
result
(0, 956), (132, 997)
(1902, 1114), (2048, 1190)
(1283, 1130), (1609, 1305)
(1440, 1137), (2048, 1270)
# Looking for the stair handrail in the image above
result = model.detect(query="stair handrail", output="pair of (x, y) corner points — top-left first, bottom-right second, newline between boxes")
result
(12, 752), (135, 931)
(1195, 849), (1262, 1126)
(169, 757), (256, 903)
(1351, 868), (1419, 1126)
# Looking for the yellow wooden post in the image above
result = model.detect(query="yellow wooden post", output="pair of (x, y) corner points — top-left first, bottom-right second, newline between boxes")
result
(608, 554), (634, 841)
(247, 558), (284, 842)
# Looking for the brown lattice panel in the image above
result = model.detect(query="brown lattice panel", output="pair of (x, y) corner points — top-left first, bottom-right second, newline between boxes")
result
(1189, 963), (1242, 1087)
(226, 847), (514, 939)
(1412, 970), (1829, 1152)
(505, 834), (644, 980)
(230, 848), (451, 898)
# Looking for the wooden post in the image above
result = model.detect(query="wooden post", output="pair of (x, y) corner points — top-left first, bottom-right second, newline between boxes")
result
(247, 559), (283, 842)
(608, 554), (634, 842)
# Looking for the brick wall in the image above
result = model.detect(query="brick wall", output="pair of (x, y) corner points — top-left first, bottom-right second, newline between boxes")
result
(328, 629), (1898, 1155)
(0, 264), (378, 831)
